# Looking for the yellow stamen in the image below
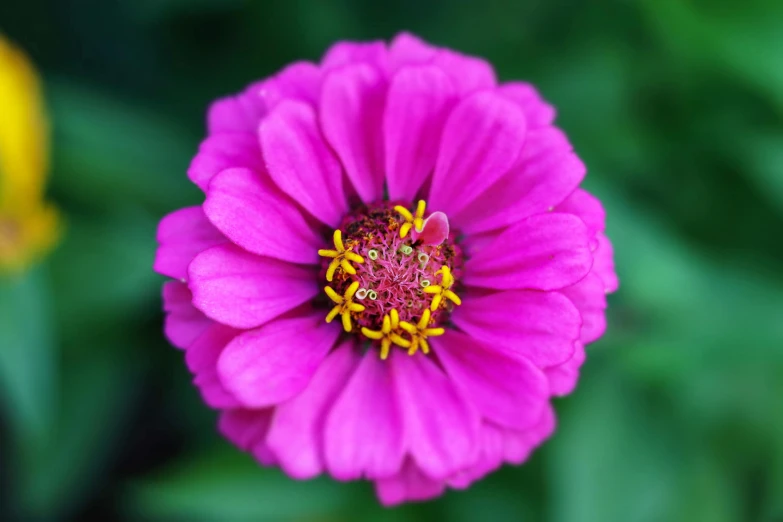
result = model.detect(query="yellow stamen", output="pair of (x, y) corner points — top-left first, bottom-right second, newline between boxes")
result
(398, 309), (444, 356)
(394, 200), (427, 238)
(324, 281), (365, 332)
(424, 265), (462, 311)
(361, 309), (410, 360)
(317, 229), (364, 282)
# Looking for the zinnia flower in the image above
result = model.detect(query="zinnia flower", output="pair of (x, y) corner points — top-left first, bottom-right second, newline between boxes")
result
(0, 36), (60, 272)
(155, 33), (617, 505)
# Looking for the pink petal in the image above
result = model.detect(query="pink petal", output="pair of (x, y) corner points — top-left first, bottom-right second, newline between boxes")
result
(374, 459), (446, 506)
(206, 90), (266, 135)
(266, 341), (360, 479)
(501, 403), (556, 463)
(260, 100), (347, 227)
(261, 61), (322, 109)
(560, 273), (607, 344)
(433, 331), (549, 431)
(321, 40), (389, 74)
(162, 281), (212, 349)
(219, 408), (278, 466)
(447, 423), (504, 489)
(428, 92), (526, 216)
(497, 82), (556, 128)
(217, 314), (340, 408)
(556, 188), (606, 240)
(185, 324), (242, 408)
(204, 168), (322, 264)
(453, 130), (584, 235)
(391, 350), (480, 480)
(384, 65), (456, 201)
(431, 49), (496, 96)
(451, 290), (580, 368)
(188, 133), (264, 192)
(188, 244), (318, 329)
(411, 211), (449, 246)
(206, 62), (322, 136)
(154, 206), (226, 280)
(545, 342), (586, 397)
(464, 213), (593, 291)
(320, 64), (386, 203)
(324, 351), (405, 480)
(593, 232), (618, 293)
(388, 33), (437, 71)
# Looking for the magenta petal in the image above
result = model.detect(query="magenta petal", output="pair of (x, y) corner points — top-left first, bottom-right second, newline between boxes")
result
(204, 168), (321, 264)
(556, 188), (606, 240)
(217, 314), (340, 408)
(188, 244), (318, 329)
(206, 92), (266, 135)
(545, 342), (586, 397)
(162, 282), (212, 350)
(267, 341), (361, 479)
(593, 232), (619, 293)
(261, 61), (322, 108)
(502, 404), (556, 463)
(186, 324), (242, 408)
(320, 64), (386, 203)
(434, 331), (548, 430)
(431, 49), (496, 96)
(324, 352), (405, 480)
(411, 211), (449, 246)
(454, 130), (584, 235)
(321, 41), (389, 74)
(374, 460), (446, 507)
(451, 290), (580, 367)
(391, 350), (480, 479)
(498, 82), (556, 128)
(384, 66), (456, 201)
(465, 213), (593, 291)
(560, 273), (607, 343)
(260, 100), (347, 227)
(429, 92), (526, 216)
(447, 424), (504, 489)
(389, 33), (437, 71)
(219, 408), (277, 466)
(154, 206), (226, 280)
(188, 133), (264, 192)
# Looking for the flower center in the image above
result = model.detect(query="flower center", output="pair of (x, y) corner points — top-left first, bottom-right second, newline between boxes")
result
(318, 200), (463, 359)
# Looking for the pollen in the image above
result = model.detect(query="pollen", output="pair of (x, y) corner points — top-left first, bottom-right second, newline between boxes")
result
(318, 201), (463, 359)
(394, 200), (426, 239)
(423, 265), (462, 311)
(318, 229), (365, 282)
(398, 309), (445, 356)
(361, 309), (410, 360)
(324, 281), (366, 333)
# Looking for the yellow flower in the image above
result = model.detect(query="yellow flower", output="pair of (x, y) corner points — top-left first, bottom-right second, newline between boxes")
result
(0, 35), (60, 273)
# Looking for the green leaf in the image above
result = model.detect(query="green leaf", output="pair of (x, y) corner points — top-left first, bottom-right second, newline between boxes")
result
(48, 81), (202, 213)
(13, 347), (139, 519)
(125, 447), (357, 521)
(0, 265), (57, 442)
(548, 366), (683, 522)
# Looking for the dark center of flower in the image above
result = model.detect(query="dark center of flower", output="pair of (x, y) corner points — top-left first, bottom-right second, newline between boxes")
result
(318, 200), (463, 359)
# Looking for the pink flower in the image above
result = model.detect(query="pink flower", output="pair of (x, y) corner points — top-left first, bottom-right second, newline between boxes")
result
(154, 33), (617, 505)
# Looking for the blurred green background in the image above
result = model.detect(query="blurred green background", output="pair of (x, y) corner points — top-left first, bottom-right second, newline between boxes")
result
(1, 1), (782, 520)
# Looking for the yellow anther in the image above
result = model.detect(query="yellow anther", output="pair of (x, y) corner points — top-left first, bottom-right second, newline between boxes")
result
(423, 265), (462, 311)
(318, 229), (365, 282)
(398, 309), (444, 356)
(394, 200), (427, 238)
(324, 281), (366, 333)
(361, 309), (410, 360)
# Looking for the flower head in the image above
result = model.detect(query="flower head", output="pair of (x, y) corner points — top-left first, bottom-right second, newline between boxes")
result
(155, 33), (617, 505)
(0, 36), (60, 273)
